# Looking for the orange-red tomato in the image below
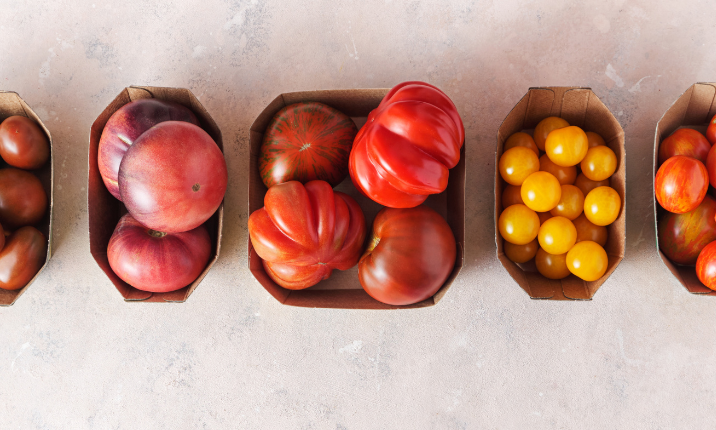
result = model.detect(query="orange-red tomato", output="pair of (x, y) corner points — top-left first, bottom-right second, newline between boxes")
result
(504, 238), (539, 264)
(545, 126), (589, 167)
(534, 117), (569, 151)
(696, 240), (716, 290)
(584, 186), (621, 226)
(538, 216), (577, 255)
(655, 155), (708, 214)
(499, 146), (540, 186)
(521, 171), (561, 212)
(502, 184), (524, 208)
(499, 204), (540, 245)
(574, 173), (609, 197)
(573, 213), (608, 247)
(659, 128), (711, 165)
(540, 154), (576, 185)
(707, 114), (716, 145)
(705, 142), (716, 188)
(504, 132), (539, 155)
(550, 185), (584, 220)
(567, 241), (608, 281)
(586, 131), (605, 148)
(535, 248), (570, 279)
(580, 146), (617, 182)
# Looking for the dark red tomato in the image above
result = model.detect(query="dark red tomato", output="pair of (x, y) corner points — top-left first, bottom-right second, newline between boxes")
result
(0, 116), (50, 170)
(248, 180), (366, 290)
(655, 155), (708, 214)
(707, 113), (716, 145)
(696, 240), (716, 290)
(358, 205), (456, 306)
(659, 195), (716, 265)
(0, 226), (46, 291)
(0, 168), (47, 229)
(259, 102), (358, 188)
(98, 98), (198, 200)
(107, 214), (211, 293)
(658, 128), (711, 165)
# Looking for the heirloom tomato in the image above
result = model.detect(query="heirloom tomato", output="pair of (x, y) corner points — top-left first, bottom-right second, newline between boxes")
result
(0, 167), (47, 229)
(499, 146), (540, 186)
(520, 171), (561, 212)
(705, 142), (716, 188)
(658, 195), (716, 265)
(550, 185), (584, 220)
(538, 216), (577, 255)
(696, 240), (716, 290)
(574, 173), (609, 197)
(566, 241), (608, 282)
(0, 226), (46, 291)
(586, 131), (605, 148)
(349, 81), (464, 208)
(535, 248), (570, 280)
(501, 184), (524, 208)
(580, 146), (617, 182)
(0, 116), (50, 170)
(655, 155), (708, 214)
(504, 238), (538, 264)
(539, 154), (576, 185)
(584, 186), (621, 226)
(573, 214), (607, 247)
(504, 132), (539, 155)
(545, 126), (589, 167)
(707, 114), (716, 145)
(248, 180), (366, 290)
(499, 204), (540, 245)
(658, 128), (711, 165)
(534, 117), (569, 151)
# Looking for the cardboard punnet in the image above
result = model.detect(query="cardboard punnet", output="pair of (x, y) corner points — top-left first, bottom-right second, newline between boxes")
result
(495, 87), (626, 300)
(88, 86), (224, 302)
(654, 82), (716, 295)
(0, 92), (53, 306)
(248, 89), (465, 309)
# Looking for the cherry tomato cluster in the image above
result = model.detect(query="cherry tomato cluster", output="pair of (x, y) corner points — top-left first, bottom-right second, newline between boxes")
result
(499, 117), (621, 282)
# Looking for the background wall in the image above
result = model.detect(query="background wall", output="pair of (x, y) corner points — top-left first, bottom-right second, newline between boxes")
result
(1, 0), (714, 428)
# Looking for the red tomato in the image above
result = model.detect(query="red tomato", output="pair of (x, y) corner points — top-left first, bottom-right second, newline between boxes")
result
(658, 128), (711, 165)
(696, 240), (716, 290)
(0, 116), (50, 170)
(358, 205), (456, 306)
(705, 142), (716, 188)
(658, 195), (716, 265)
(655, 155), (708, 214)
(349, 81), (464, 208)
(0, 226), (46, 291)
(0, 168), (47, 229)
(260, 102), (357, 188)
(706, 114), (716, 145)
(248, 180), (366, 290)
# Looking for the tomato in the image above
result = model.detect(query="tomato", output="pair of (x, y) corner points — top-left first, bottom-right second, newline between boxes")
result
(249, 180), (366, 290)
(659, 128), (711, 165)
(696, 240), (716, 290)
(534, 117), (569, 151)
(0, 116), (50, 170)
(535, 248), (570, 280)
(538, 216), (577, 255)
(504, 132), (539, 155)
(573, 213), (608, 247)
(705, 142), (716, 188)
(586, 131), (605, 148)
(566, 241), (608, 281)
(539, 154), (576, 185)
(0, 226), (46, 291)
(349, 81), (464, 208)
(498, 204), (540, 245)
(574, 173), (609, 196)
(538, 211), (553, 224)
(260, 102), (358, 188)
(655, 155), (708, 214)
(584, 186), (621, 226)
(658, 195), (716, 265)
(358, 205), (456, 306)
(520, 171), (561, 212)
(580, 146), (617, 182)
(499, 146), (540, 186)
(707, 114), (716, 145)
(501, 184), (524, 208)
(545, 126), (589, 167)
(504, 238), (538, 264)
(0, 168), (47, 229)
(550, 185), (584, 220)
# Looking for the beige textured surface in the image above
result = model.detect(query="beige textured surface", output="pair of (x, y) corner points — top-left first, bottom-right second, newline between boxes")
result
(2, 0), (716, 428)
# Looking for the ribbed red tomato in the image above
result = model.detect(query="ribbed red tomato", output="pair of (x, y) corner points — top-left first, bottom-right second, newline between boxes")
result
(696, 240), (716, 290)
(658, 128), (711, 165)
(349, 81), (464, 208)
(655, 155), (708, 214)
(358, 205), (456, 306)
(248, 180), (366, 290)
(658, 195), (716, 265)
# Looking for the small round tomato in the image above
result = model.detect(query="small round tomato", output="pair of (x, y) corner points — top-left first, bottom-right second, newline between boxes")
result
(659, 128), (711, 165)
(658, 195), (716, 265)
(545, 126), (589, 167)
(534, 117), (569, 151)
(504, 132), (539, 155)
(586, 131), (605, 148)
(538, 216), (577, 255)
(705, 143), (716, 189)
(584, 186), (621, 226)
(580, 146), (617, 182)
(504, 238), (538, 264)
(0, 168), (47, 229)
(498, 204), (540, 245)
(0, 116), (50, 170)
(499, 146), (540, 186)
(574, 173), (609, 196)
(696, 240), (716, 290)
(502, 184), (524, 208)
(540, 154), (576, 185)
(655, 155), (708, 214)
(521, 171), (561, 212)
(550, 185), (584, 220)
(566, 241), (608, 281)
(707, 114), (716, 145)
(535, 248), (570, 280)
(573, 213), (608, 247)
(538, 211), (553, 224)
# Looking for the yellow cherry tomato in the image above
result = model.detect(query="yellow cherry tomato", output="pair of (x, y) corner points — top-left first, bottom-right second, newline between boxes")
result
(573, 213), (608, 247)
(574, 173), (609, 197)
(580, 145), (617, 182)
(499, 146), (540, 186)
(504, 132), (539, 156)
(521, 171), (561, 212)
(502, 184), (524, 208)
(535, 248), (571, 280)
(499, 204), (540, 245)
(566, 241), (608, 281)
(538, 216), (577, 255)
(586, 131), (605, 148)
(534, 116), (569, 151)
(545, 126), (589, 167)
(550, 185), (584, 220)
(504, 238), (539, 264)
(584, 186), (621, 226)
(538, 211), (553, 225)
(539, 154), (576, 185)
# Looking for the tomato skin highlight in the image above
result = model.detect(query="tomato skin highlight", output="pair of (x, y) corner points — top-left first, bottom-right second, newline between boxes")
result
(655, 155), (708, 214)
(658, 195), (716, 265)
